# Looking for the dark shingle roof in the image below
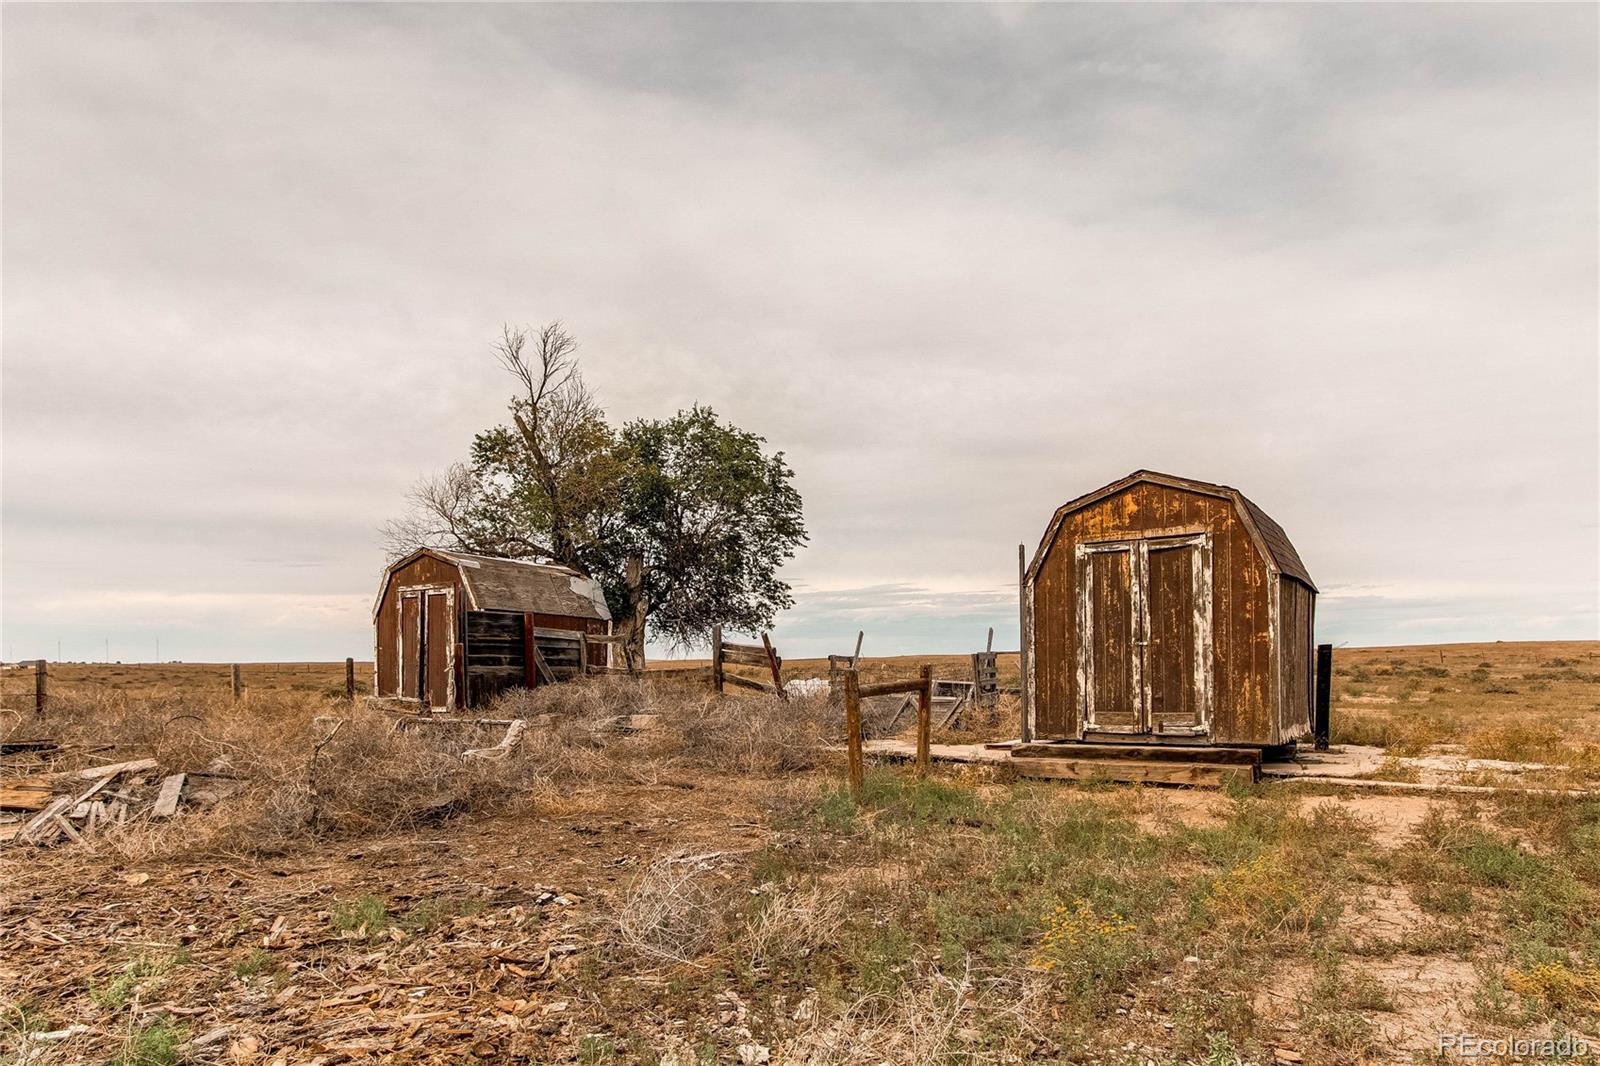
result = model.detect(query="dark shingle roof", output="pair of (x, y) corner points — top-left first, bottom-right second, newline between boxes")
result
(436, 550), (612, 620)
(1235, 493), (1315, 590)
(377, 549), (612, 621)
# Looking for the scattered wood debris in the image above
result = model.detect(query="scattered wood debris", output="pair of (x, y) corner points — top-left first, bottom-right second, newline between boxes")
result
(0, 757), (239, 848)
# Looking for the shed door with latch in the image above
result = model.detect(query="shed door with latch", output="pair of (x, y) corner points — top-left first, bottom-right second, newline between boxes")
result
(1077, 535), (1212, 736)
(398, 592), (422, 699)
(1145, 539), (1209, 734)
(1079, 544), (1142, 732)
(424, 590), (453, 709)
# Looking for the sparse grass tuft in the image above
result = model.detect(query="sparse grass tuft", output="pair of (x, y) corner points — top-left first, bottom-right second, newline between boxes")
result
(330, 894), (391, 939)
(110, 1016), (185, 1066)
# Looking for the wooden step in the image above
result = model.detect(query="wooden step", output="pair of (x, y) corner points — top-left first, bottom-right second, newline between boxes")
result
(1008, 755), (1258, 788)
(1011, 742), (1262, 766)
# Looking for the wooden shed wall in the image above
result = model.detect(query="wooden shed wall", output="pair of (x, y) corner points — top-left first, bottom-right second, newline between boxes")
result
(1031, 482), (1276, 745)
(374, 554), (463, 698)
(1276, 577), (1315, 740)
(463, 610), (610, 707)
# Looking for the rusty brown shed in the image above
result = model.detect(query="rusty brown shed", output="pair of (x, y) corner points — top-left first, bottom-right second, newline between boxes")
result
(1024, 471), (1316, 748)
(373, 549), (612, 710)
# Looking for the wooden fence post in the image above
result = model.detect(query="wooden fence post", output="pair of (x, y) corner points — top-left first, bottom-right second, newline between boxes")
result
(844, 668), (864, 804)
(915, 664), (932, 778)
(345, 657), (356, 701)
(1314, 644), (1333, 751)
(851, 630), (864, 667)
(710, 624), (724, 695)
(34, 659), (47, 717)
(231, 664), (242, 700)
(761, 633), (784, 699)
(1018, 544), (1033, 743)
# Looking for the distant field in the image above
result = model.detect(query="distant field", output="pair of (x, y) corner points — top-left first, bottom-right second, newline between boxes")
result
(0, 660), (367, 704)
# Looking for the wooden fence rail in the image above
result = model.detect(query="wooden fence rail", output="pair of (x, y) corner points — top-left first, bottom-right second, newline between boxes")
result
(842, 664), (933, 802)
(709, 625), (785, 698)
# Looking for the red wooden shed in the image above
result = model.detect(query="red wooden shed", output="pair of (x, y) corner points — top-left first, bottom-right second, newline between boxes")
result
(373, 549), (612, 711)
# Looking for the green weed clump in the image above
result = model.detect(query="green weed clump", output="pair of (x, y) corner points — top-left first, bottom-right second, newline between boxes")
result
(111, 1017), (186, 1066)
(330, 894), (392, 939)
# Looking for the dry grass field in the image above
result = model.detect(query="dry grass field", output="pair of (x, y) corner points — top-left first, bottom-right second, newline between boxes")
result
(1, 641), (1596, 1065)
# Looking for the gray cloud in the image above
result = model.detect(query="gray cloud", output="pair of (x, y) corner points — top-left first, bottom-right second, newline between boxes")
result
(3, 3), (1595, 662)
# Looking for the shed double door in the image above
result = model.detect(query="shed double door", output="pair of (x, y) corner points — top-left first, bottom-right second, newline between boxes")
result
(398, 588), (454, 709)
(1076, 534), (1212, 736)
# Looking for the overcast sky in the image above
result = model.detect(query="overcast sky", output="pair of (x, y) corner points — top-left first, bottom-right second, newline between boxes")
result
(3, 4), (1596, 663)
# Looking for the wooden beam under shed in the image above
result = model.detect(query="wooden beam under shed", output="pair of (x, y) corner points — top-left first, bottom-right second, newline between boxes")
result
(1008, 756), (1256, 788)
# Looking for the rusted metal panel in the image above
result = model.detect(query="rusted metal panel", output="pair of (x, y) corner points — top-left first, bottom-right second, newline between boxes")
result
(1029, 474), (1310, 748)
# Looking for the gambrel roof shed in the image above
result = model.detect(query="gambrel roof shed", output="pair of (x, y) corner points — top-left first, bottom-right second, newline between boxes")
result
(373, 548), (612, 712)
(1024, 470), (1317, 748)
(373, 548), (611, 621)
(1028, 471), (1315, 591)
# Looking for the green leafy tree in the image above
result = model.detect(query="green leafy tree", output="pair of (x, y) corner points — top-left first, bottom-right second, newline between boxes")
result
(610, 405), (806, 645)
(384, 324), (806, 649)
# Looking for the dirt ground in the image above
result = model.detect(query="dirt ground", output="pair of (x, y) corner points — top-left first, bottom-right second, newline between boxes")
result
(4, 777), (776, 1063)
(2, 641), (1597, 1064)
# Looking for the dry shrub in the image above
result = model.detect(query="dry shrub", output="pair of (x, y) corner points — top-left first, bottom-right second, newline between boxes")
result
(614, 849), (736, 964)
(780, 960), (979, 1056)
(1206, 847), (1329, 939)
(494, 674), (829, 774)
(14, 688), (567, 859)
(492, 674), (646, 746)
(1464, 722), (1565, 763)
(13, 673), (831, 863)
(667, 690), (828, 774)
(745, 886), (844, 969)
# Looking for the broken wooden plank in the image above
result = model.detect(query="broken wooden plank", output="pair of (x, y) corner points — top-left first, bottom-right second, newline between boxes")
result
(18, 796), (73, 844)
(857, 679), (927, 699)
(0, 740), (58, 756)
(52, 812), (83, 844)
(721, 672), (775, 694)
(719, 644), (771, 668)
(395, 718), (517, 730)
(463, 721), (527, 760)
(0, 778), (54, 811)
(72, 771), (122, 808)
(68, 758), (157, 781)
(151, 774), (186, 818)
